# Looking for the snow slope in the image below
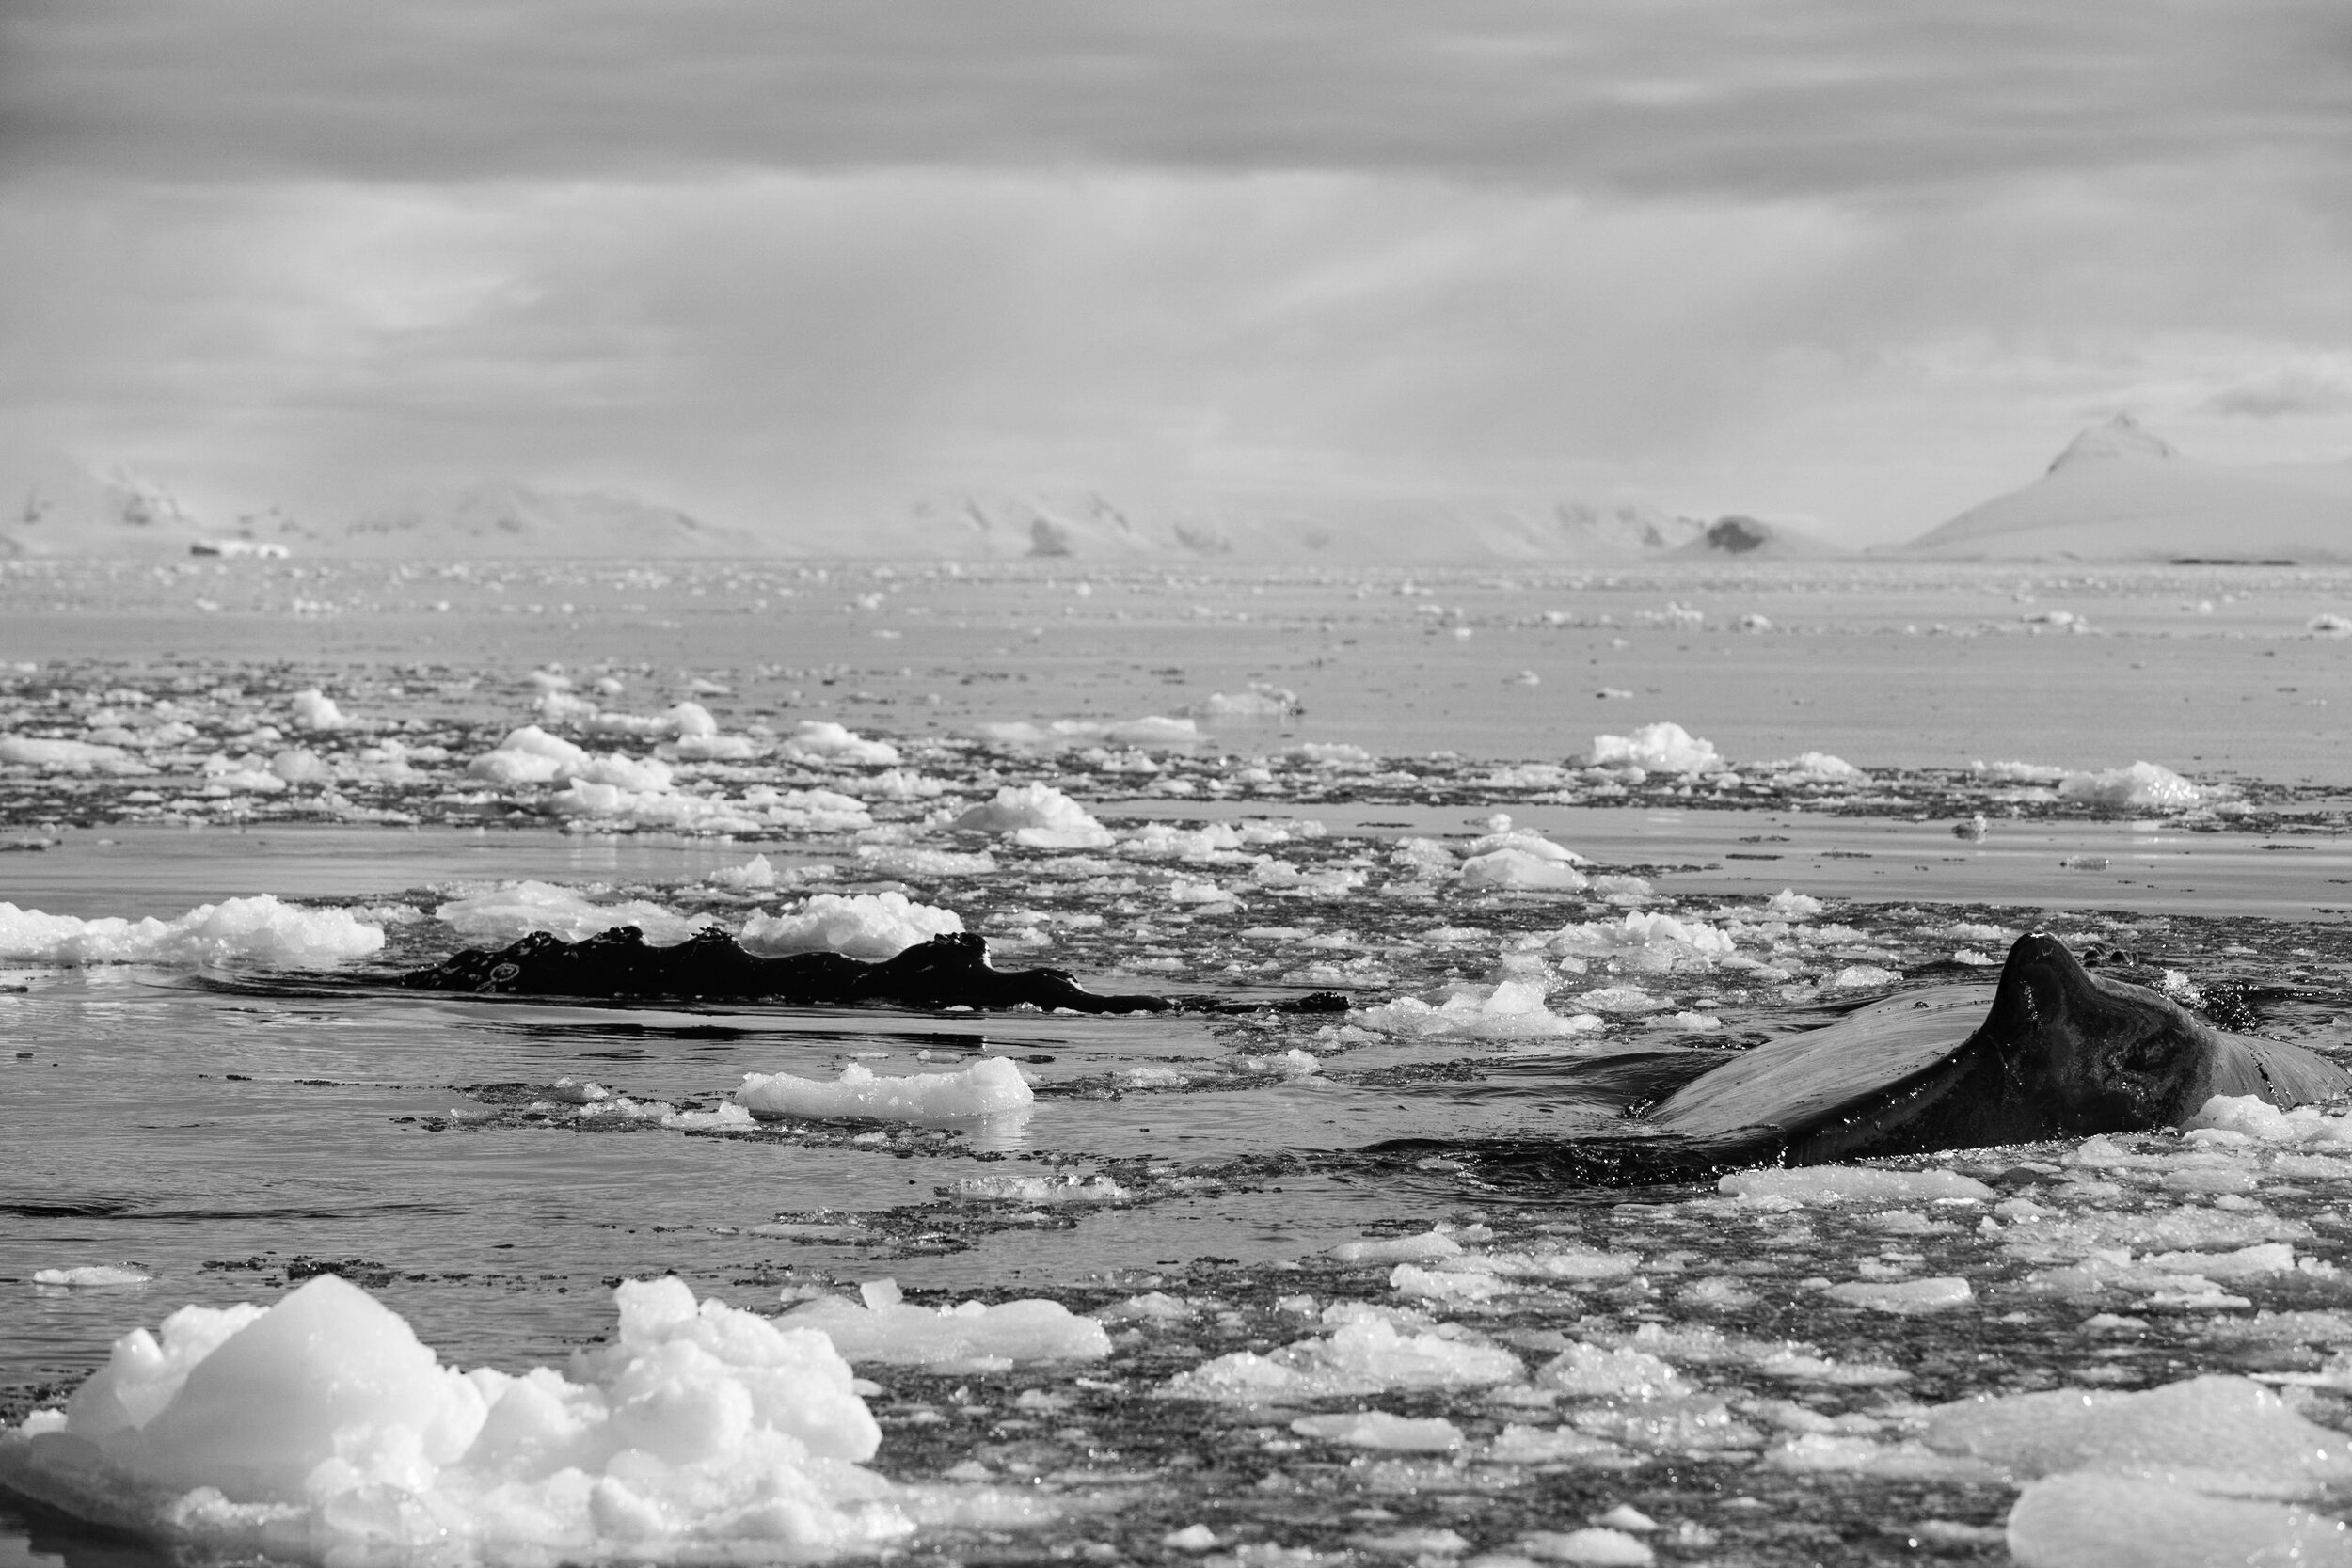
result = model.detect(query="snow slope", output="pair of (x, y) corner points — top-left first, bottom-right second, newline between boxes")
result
(340, 480), (774, 559)
(1900, 415), (2352, 562)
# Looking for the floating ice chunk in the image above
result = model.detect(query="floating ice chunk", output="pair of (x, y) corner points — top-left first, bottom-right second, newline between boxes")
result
(31, 1266), (152, 1288)
(1290, 742), (1372, 766)
(1755, 752), (1864, 784)
(708, 853), (780, 889)
(1290, 1412), (1462, 1451)
(1464, 829), (1589, 864)
(0, 895), (383, 967)
(1390, 1264), (1514, 1304)
(1590, 722), (1721, 774)
(669, 731), (763, 761)
(1825, 963), (1901, 989)
(1763, 888), (1823, 919)
(1535, 1343), (1692, 1400)
(1764, 1433), (1994, 1481)
(1974, 759), (2069, 784)
(950, 1173), (1130, 1206)
(952, 784), (1114, 848)
(2185, 1095), (2352, 1147)
(267, 747), (328, 784)
(1723, 1168), (1995, 1205)
(1166, 1317), (1520, 1402)
(2006, 1473), (2352, 1568)
(739, 893), (962, 959)
(1355, 981), (1603, 1039)
(1546, 911), (1735, 972)
(0, 1275), (922, 1562)
(1518, 1527), (1655, 1565)
(1101, 1292), (1195, 1323)
(199, 753), (288, 794)
(0, 737), (151, 775)
(664, 701), (719, 739)
(2057, 761), (2202, 810)
(466, 724), (590, 784)
(435, 881), (706, 946)
(784, 1284), (1108, 1369)
(2307, 613), (2352, 639)
(855, 845), (998, 878)
(1193, 685), (1296, 720)
(1331, 1231), (1465, 1265)
(1925, 1374), (2352, 1497)
(781, 720), (899, 766)
(1486, 1424), (1626, 1465)
(1460, 847), (1589, 890)
(285, 689), (346, 731)
(976, 716), (1201, 749)
(737, 1057), (1034, 1122)
(1574, 985), (1669, 1014)
(1165, 1523), (1220, 1551)
(1822, 1277), (1975, 1314)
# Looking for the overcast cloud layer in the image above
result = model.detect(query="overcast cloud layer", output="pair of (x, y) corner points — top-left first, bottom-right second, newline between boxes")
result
(7, 0), (2351, 542)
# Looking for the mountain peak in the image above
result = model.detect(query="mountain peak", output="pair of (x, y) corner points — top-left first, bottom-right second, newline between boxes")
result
(2047, 412), (2178, 474)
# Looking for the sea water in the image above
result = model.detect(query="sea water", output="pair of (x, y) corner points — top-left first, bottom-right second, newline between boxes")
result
(3, 559), (2352, 1566)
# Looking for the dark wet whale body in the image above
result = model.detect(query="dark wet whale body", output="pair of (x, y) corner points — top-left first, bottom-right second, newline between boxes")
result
(1378, 933), (2352, 1183)
(398, 927), (1348, 1015)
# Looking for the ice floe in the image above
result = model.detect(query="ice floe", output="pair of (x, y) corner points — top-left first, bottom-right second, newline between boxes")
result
(738, 893), (961, 959)
(1589, 721), (1722, 775)
(951, 783), (1114, 848)
(0, 895), (383, 967)
(737, 1057), (1034, 1122)
(1353, 979), (1603, 1039)
(2057, 759), (2202, 810)
(31, 1265), (153, 1287)
(1166, 1310), (1521, 1402)
(782, 1280), (1109, 1369)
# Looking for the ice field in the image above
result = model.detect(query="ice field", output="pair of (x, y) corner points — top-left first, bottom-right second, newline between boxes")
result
(4, 558), (2352, 1566)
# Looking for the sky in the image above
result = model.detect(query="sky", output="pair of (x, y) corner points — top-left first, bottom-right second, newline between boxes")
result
(5, 0), (2351, 545)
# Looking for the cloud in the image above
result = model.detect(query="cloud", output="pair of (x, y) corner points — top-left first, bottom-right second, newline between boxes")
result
(2201, 361), (2352, 418)
(6, 0), (2349, 203)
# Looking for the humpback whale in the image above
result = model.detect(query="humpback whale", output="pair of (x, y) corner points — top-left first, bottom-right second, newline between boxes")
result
(1375, 932), (2351, 1182)
(397, 927), (1348, 1015)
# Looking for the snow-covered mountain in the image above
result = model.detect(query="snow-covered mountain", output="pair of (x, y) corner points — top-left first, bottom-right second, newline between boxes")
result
(0, 453), (227, 558)
(1, 449), (1812, 564)
(341, 480), (774, 559)
(832, 493), (1730, 563)
(1899, 415), (2352, 562)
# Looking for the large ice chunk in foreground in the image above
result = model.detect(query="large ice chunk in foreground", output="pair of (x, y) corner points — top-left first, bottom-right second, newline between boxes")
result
(0, 1275), (942, 1564)
(0, 895), (383, 967)
(1929, 1375), (2352, 1566)
(783, 1281), (1110, 1369)
(951, 783), (1114, 848)
(1926, 1374), (2352, 1498)
(738, 1057), (1034, 1121)
(2006, 1473), (2352, 1568)
(1589, 721), (1722, 775)
(739, 893), (961, 960)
